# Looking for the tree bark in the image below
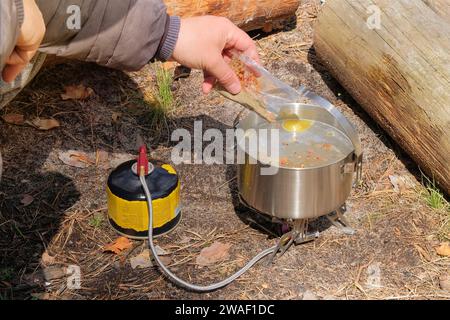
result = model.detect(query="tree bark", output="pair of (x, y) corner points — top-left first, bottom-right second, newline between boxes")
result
(422, 0), (450, 21)
(164, 0), (300, 31)
(314, 0), (450, 194)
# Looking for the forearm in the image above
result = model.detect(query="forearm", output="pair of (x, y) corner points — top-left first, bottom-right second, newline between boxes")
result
(37, 0), (180, 71)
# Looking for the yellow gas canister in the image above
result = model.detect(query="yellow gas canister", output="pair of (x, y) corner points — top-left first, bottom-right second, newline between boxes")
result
(107, 157), (181, 239)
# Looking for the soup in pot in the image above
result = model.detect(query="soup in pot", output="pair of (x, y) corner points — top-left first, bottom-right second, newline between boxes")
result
(249, 119), (354, 169)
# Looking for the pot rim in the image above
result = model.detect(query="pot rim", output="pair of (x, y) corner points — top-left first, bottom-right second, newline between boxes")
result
(236, 102), (360, 172)
(236, 127), (356, 172)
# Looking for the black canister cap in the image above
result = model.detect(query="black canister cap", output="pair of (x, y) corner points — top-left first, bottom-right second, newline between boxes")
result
(107, 160), (178, 201)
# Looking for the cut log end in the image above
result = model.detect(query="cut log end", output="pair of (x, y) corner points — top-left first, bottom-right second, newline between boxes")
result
(314, 0), (450, 194)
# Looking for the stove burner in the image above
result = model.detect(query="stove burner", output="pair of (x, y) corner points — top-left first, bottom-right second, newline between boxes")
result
(238, 195), (356, 264)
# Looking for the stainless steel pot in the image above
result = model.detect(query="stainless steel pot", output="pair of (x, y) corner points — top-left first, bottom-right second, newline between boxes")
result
(237, 101), (362, 220)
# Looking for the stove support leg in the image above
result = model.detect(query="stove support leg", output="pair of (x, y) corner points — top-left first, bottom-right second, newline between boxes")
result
(266, 219), (319, 265)
(326, 205), (356, 235)
(292, 219), (320, 245)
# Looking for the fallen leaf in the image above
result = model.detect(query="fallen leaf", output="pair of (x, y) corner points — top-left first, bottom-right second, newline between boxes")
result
(103, 236), (132, 255)
(58, 150), (94, 168)
(43, 266), (66, 281)
(130, 249), (152, 269)
(31, 292), (50, 300)
(109, 153), (135, 168)
(439, 274), (450, 292)
(28, 118), (60, 130)
(435, 243), (450, 257)
(155, 245), (169, 256)
(2, 113), (24, 125)
(195, 241), (232, 267)
(21, 194), (34, 206)
(157, 255), (172, 265)
(41, 251), (56, 266)
(95, 150), (110, 169)
(302, 290), (319, 301)
(61, 84), (94, 100)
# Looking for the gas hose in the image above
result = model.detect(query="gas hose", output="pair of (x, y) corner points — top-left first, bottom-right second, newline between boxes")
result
(139, 174), (278, 292)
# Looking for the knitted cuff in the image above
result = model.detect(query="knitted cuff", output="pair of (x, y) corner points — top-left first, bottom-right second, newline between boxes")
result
(156, 15), (181, 61)
(14, 0), (25, 27)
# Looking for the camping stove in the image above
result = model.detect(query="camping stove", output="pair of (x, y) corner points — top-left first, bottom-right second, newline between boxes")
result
(236, 91), (363, 258)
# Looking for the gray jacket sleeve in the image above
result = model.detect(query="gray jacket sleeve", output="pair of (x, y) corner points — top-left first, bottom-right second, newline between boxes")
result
(0, 0), (24, 73)
(37, 0), (180, 71)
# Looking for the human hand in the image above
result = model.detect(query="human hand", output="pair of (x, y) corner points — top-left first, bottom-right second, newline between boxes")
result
(171, 16), (259, 95)
(2, 0), (46, 83)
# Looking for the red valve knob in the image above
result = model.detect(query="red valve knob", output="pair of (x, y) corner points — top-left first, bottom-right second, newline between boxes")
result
(137, 145), (149, 176)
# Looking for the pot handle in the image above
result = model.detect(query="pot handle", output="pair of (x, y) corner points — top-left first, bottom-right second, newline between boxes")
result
(300, 87), (363, 184)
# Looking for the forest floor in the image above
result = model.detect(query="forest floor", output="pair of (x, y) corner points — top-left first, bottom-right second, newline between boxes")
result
(1, 1), (449, 300)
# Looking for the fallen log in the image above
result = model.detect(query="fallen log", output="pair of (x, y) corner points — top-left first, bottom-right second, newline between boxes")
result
(164, 0), (300, 31)
(314, 0), (450, 194)
(422, 0), (450, 21)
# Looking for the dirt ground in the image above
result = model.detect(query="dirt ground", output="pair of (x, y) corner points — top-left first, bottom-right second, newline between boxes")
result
(1, 1), (449, 300)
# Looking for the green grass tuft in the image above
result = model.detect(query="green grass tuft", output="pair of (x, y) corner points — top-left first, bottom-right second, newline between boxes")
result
(154, 62), (175, 110)
(421, 172), (448, 210)
(146, 62), (176, 129)
(420, 171), (449, 241)
(126, 62), (176, 132)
